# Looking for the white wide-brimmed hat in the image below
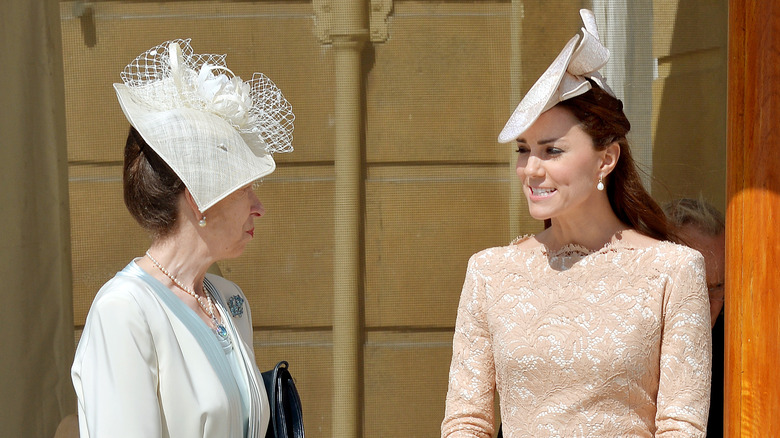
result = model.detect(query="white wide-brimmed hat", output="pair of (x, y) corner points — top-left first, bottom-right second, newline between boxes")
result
(115, 38), (294, 212)
(498, 9), (615, 143)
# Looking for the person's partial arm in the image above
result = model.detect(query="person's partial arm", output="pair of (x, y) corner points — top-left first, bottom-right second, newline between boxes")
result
(655, 249), (712, 437)
(74, 290), (162, 438)
(441, 252), (496, 438)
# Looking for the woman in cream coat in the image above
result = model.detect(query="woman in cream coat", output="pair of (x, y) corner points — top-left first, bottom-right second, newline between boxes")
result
(71, 38), (295, 438)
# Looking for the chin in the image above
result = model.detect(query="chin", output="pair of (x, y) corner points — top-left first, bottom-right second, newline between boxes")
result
(527, 208), (553, 221)
(222, 246), (248, 261)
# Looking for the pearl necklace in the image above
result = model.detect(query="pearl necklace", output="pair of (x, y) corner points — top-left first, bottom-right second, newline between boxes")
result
(145, 251), (228, 339)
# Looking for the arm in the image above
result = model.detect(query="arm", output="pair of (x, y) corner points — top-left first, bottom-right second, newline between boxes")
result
(655, 250), (712, 437)
(441, 253), (496, 438)
(73, 288), (162, 438)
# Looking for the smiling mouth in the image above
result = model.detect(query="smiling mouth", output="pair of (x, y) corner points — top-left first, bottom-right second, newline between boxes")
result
(529, 187), (556, 197)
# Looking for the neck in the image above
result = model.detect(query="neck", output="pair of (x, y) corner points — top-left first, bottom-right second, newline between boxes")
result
(142, 232), (214, 294)
(541, 200), (627, 252)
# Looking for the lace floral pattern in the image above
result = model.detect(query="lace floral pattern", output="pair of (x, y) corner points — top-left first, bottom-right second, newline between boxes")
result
(442, 237), (712, 438)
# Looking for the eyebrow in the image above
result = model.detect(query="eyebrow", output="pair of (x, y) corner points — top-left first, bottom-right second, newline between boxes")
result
(516, 137), (561, 145)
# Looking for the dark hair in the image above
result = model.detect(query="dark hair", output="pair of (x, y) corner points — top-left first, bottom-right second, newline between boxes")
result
(556, 85), (677, 242)
(123, 126), (185, 238)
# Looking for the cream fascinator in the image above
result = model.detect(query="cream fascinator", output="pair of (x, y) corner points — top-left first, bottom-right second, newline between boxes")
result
(498, 9), (615, 143)
(114, 39), (294, 212)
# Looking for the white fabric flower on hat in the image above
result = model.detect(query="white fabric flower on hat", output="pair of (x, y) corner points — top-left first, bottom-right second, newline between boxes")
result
(115, 38), (294, 212)
(197, 65), (256, 128)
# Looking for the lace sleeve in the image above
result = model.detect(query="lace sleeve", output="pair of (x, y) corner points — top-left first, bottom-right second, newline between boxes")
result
(655, 249), (712, 436)
(441, 252), (496, 438)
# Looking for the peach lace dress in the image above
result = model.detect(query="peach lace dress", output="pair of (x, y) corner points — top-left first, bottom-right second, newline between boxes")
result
(442, 236), (712, 437)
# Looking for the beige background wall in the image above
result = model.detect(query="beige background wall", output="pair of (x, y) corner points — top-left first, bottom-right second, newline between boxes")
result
(47, 0), (730, 437)
(652, 0), (728, 210)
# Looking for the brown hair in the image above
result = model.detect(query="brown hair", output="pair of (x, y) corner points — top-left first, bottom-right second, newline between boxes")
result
(123, 126), (185, 238)
(555, 84), (677, 242)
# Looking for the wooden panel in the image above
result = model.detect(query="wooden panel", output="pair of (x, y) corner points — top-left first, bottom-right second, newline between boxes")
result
(219, 166), (334, 328)
(60, 1), (334, 164)
(516, 2), (588, 97)
(254, 330), (332, 438)
(650, 1), (727, 209)
(69, 164), (149, 324)
(726, 1), (780, 435)
(366, 1), (510, 163)
(651, 60), (727, 207)
(365, 165), (514, 328)
(653, 0), (728, 58)
(364, 331), (453, 438)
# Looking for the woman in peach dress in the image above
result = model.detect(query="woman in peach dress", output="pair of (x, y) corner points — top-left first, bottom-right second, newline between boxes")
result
(442, 10), (711, 438)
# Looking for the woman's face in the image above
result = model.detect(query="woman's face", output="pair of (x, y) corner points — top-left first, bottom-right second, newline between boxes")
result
(515, 106), (608, 221)
(202, 183), (265, 259)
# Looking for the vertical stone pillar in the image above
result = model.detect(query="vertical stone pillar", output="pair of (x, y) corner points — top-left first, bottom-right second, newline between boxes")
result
(329, 0), (369, 435)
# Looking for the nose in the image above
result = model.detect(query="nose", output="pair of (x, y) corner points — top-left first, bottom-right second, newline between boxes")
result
(519, 155), (544, 178)
(249, 190), (265, 217)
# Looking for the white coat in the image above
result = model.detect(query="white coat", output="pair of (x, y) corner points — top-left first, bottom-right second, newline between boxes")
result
(72, 260), (270, 438)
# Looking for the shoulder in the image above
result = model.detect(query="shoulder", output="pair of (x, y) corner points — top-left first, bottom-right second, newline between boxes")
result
(90, 272), (161, 313)
(617, 230), (704, 264)
(509, 233), (539, 249)
(78, 271), (166, 345)
(467, 235), (542, 268)
(652, 240), (705, 266)
(629, 240), (707, 289)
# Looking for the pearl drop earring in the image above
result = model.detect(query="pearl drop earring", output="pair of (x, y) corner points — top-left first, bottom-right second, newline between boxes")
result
(199, 216), (207, 227)
(597, 175), (604, 191)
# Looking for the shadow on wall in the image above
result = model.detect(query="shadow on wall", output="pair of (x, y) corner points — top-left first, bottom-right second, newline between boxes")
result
(651, 0), (727, 210)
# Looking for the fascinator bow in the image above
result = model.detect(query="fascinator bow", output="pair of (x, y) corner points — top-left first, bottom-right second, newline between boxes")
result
(498, 9), (615, 143)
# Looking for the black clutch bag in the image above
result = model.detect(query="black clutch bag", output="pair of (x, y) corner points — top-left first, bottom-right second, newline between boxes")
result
(262, 361), (305, 438)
